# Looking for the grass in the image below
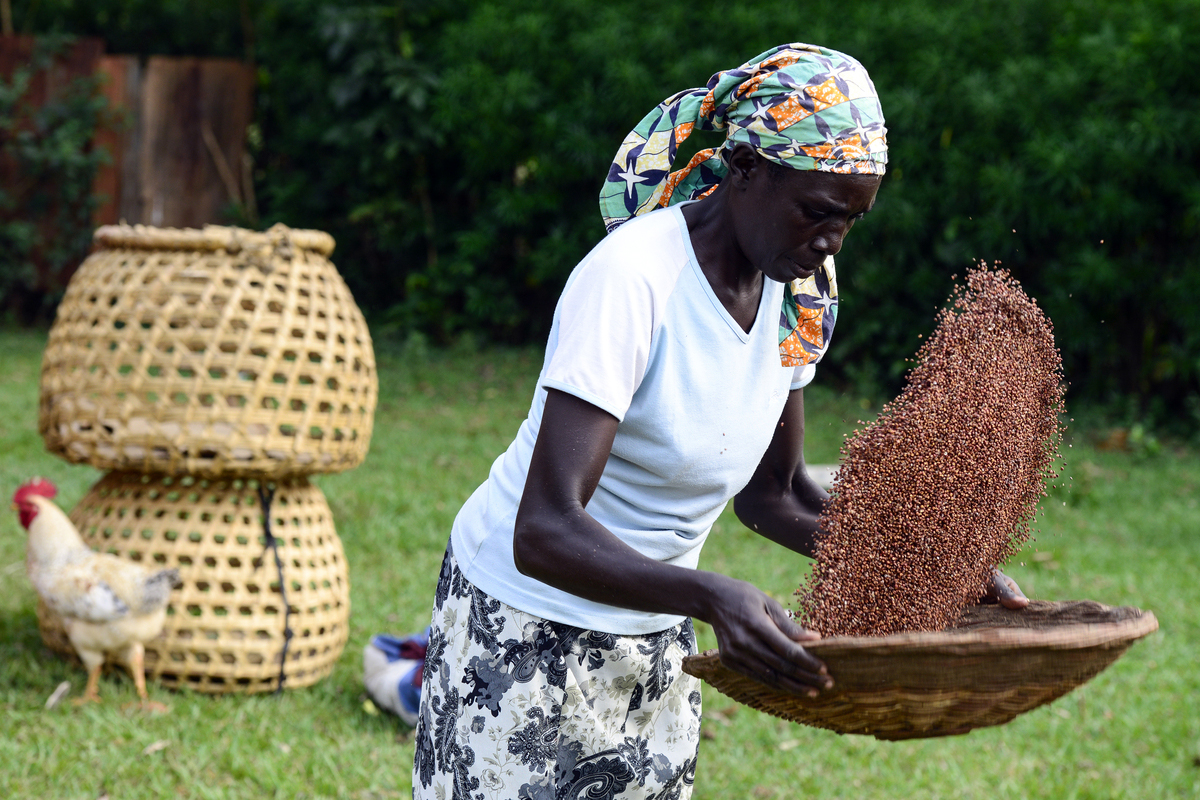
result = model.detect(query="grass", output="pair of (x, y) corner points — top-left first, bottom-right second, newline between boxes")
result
(1, 328), (1198, 799)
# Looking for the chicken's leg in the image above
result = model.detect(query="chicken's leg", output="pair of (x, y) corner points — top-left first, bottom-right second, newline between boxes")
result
(72, 650), (104, 706)
(125, 642), (169, 713)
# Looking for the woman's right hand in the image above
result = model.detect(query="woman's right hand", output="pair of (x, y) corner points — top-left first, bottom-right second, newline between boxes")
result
(701, 573), (832, 697)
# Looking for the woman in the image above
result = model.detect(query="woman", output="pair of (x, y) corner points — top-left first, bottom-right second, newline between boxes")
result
(412, 43), (1025, 800)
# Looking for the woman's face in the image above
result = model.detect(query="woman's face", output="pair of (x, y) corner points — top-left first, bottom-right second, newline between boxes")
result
(731, 155), (882, 284)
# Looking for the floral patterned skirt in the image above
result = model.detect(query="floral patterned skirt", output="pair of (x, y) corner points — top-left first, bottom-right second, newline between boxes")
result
(413, 544), (702, 800)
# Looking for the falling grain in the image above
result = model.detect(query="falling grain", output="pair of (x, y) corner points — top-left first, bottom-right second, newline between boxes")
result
(798, 265), (1065, 637)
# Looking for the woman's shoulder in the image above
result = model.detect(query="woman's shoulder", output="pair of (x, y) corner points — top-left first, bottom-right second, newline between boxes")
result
(575, 207), (690, 286)
(602, 204), (688, 250)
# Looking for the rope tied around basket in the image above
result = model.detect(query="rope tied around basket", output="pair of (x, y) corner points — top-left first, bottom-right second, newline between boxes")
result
(257, 483), (293, 694)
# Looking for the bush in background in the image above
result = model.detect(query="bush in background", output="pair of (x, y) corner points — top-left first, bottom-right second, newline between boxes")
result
(0, 35), (109, 324)
(9, 0), (1200, 430)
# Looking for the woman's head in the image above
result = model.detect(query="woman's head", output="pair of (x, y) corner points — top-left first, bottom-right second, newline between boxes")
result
(722, 143), (881, 286)
(600, 43), (887, 232)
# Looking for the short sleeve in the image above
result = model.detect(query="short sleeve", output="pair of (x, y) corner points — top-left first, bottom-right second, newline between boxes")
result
(790, 362), (817, 390)
(540, 227), (683, 421)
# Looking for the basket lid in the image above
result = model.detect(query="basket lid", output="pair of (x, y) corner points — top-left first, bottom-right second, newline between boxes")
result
(93, 223), (335, 257)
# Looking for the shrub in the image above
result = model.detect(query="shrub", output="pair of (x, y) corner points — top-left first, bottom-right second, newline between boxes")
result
(10, 0), (1200, 426)
(0, 35), (110, 324)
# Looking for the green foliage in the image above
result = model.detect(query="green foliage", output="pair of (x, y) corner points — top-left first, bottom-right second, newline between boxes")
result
(0, 35), (109, 324)
(14, 0), (248, 58)
(838, 0), (1200, 430)
(279, 0), (1200, 427)
(9, 0), (1200, 426)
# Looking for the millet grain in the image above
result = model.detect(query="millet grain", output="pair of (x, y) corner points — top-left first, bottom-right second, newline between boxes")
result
(798, 266), (1065, 637)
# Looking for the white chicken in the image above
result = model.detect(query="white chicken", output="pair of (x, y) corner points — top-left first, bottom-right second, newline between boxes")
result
(13, 477), (180, 710)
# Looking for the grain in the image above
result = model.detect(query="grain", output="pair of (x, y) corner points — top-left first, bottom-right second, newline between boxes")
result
(798, 265), (1065, 637)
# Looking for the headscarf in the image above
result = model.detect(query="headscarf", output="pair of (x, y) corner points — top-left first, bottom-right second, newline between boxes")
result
(599, 43), (888, 367)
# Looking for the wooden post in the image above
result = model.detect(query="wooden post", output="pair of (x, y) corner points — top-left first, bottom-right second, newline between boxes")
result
(138, 57), (255, 229)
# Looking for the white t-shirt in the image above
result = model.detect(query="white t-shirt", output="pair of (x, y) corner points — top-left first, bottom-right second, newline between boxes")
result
(449, 204), (820, 634)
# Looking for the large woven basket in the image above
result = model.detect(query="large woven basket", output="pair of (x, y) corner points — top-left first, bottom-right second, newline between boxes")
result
(35, 471), (350, 693)
(682, 601), (1157, 740)
(39, 223), (377, 477)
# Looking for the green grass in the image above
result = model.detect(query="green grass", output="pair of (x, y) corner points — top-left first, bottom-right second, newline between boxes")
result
(1, 328), (1197, 799)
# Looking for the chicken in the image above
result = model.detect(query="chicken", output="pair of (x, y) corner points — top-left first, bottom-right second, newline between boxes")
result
(12, 477), (180, 711)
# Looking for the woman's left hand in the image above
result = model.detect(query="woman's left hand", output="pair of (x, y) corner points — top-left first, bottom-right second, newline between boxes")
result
(980, 568), (1029, 609)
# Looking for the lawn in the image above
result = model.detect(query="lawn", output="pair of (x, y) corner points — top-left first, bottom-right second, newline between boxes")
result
(1, 328), (1197, 799)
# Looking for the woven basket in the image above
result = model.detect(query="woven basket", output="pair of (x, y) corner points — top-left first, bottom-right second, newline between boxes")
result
(35, 471), (350, 693)
(682, 600), (1158, 740)
(39, 223), (377, 477)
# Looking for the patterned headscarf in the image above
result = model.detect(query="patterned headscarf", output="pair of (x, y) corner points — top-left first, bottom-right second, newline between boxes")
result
(599, 43), (887, 367)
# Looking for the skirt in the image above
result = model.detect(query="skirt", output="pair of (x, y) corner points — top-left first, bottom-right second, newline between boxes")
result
(412, 544), (702, 800)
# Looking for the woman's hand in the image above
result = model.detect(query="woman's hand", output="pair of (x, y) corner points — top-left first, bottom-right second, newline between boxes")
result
(701, 573), (831, 697)
(980, 568), (1029, 608)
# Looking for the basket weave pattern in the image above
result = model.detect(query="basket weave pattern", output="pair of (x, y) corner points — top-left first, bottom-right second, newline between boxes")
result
(36, 224), (373, 693)
(36, 473), (349, 692)
(39, 224), (376, 478)
(683, 601), (1157, 740)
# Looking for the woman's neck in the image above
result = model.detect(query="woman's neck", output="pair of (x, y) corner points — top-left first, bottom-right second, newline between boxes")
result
(680, 191), (764, 333)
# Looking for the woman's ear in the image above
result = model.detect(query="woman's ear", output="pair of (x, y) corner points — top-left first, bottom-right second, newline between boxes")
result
(724, 143), (762, 189)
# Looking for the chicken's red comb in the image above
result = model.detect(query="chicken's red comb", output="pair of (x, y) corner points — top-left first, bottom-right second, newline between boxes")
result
(13, 477), (57, 504)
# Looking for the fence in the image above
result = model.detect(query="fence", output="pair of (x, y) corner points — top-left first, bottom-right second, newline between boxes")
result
(0, 36), (255, 319)
(95, 54), (255, 228)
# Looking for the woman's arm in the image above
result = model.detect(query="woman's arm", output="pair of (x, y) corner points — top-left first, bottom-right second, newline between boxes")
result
(514, 388), (832, 695)
(733, 388), (827, 558)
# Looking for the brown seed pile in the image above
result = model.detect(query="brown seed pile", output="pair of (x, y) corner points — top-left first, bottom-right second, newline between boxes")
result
(797, 265), (1065, 637)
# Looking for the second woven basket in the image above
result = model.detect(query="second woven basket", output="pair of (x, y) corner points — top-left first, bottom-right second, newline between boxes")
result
(35, 471), (350, 693)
